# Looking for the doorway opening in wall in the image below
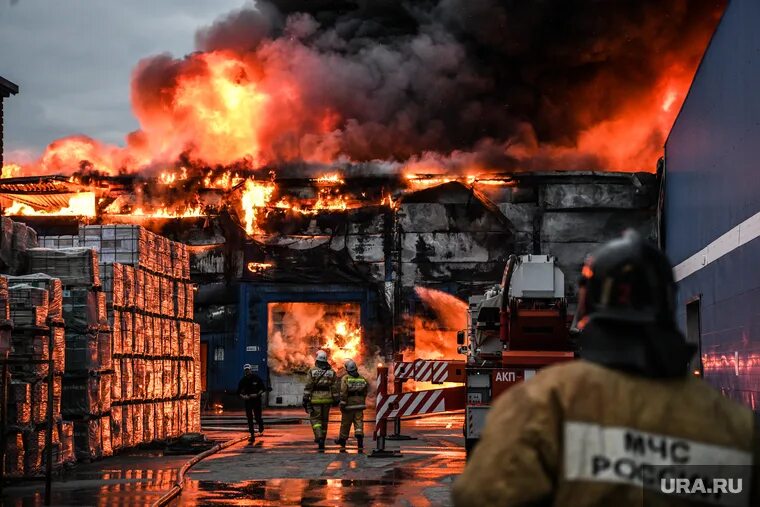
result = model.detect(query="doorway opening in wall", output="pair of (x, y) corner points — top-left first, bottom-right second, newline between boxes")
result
(686, 297), (703, 377)
(267, 302), (361, 407)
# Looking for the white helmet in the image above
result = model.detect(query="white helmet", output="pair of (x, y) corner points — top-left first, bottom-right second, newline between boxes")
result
(316, 350), (328, 362)
(243, 363), (252, 370)
(344, 359), (358, 374)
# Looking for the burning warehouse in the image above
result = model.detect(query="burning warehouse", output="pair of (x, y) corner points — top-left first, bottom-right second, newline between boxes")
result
(0, 0), (743, 502)
(0, 167), (658, 408)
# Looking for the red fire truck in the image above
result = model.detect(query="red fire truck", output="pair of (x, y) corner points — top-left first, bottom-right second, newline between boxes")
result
(375, 254), (575, 455)
(459, 254), (575, 453)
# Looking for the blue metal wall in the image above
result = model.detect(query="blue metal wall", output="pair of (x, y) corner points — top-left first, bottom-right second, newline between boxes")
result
(204, 283), (378, 397)
(665, 0), (760, 409)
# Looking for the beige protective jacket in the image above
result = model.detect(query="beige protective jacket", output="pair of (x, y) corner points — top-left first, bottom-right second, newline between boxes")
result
(339, 373), (368, 410)
(303, 365), (339, 405)
(453, 360), (758, 507)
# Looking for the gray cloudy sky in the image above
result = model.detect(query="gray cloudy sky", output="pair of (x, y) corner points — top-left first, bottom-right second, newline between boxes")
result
(0, 0), (248, 161)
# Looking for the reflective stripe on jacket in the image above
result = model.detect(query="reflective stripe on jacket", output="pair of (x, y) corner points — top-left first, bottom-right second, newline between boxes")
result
(452, 360), (758, 507)
(340, 373), (368, 409)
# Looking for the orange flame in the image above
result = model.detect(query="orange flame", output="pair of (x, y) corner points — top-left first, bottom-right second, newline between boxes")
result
(240, 178), (275, 235)
(267, 302), (372, 374)
(406, 287), (467, 362)
(322, 319), (363, 366)
(314, 173), (344, 185)
(313, 187), (348, 211)
(1, 164), (22, 179)
(158, 167), (188, 185)
(133, 51), (273, 167)
(4, 192), (97, 217)
(246, 261), (273, 273)
(203, 170), (245, 189)
(132, 205), (205, 218)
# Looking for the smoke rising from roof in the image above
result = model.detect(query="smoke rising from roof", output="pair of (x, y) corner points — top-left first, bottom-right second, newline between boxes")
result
(8, 0), (726, 176)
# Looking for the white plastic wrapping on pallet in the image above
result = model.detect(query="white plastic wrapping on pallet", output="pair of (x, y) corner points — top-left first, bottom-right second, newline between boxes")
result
(79, 225), (191, 280)
(73, 224), (200, 451)
(27, 247), (99, 287)
(12, 222), (29, 254)
(0, 218), (38, 274)
(62, 287), (106, 330)
(7, 274), (63, 320)
(79, 225), (148, 270)
(61, 374), (99, 416)
(38, 235), (79, 249)
(11, 331), (49, 379)
(9, 284), (48, 327)
(64, 332), (98, 372)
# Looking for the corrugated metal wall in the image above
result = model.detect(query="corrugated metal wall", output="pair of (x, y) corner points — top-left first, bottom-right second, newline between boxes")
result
(665, 0), (760, 409)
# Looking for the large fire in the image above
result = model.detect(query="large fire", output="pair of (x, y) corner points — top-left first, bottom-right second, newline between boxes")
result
(5, 192), (97, 217)
(0, 1), (725, 226)
(267, 302), (373, 374)
(405, 287), (467, 362)
(131, 51), (274, 168)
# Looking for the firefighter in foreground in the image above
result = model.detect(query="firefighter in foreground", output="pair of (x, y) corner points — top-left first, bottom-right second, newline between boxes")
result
(453, 231), (758, 506)
(334, 358), (368, 451)
(303, 349), (339, 450)
(236, 364), (269, 443)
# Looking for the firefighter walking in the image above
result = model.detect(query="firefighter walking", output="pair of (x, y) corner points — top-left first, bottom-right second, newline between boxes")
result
(453, 230), (759, 507)
(303, 350), (339, 450)
(334, 359), (367, 451)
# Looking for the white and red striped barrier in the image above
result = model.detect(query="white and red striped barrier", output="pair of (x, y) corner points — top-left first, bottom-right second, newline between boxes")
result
(393, 361), (416, 380)
(392, 359), (465, 384)
(374, 386), (465, 437)
(415, 360), (450, 383)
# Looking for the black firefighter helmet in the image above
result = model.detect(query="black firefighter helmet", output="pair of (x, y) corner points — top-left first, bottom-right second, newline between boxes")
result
(572, 230), (694, 378)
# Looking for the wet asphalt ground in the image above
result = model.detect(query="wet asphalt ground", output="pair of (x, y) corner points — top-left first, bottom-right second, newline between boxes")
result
(0, 410), (464, 506)
(178, 411), (465, 506)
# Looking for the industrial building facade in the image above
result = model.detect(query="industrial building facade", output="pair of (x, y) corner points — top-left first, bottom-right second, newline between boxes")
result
(189, 172), (658, 406)
(665, 0), (760, 409)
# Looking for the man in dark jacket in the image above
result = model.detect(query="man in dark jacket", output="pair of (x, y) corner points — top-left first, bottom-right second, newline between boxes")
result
(453, 231), (758, 507)
(237, 364), (268, 442)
